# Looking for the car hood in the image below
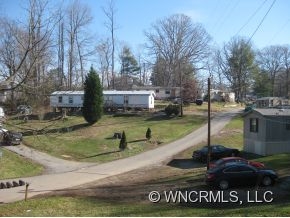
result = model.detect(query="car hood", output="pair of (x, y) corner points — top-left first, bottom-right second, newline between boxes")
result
(258, 168), (277, 176)
(9, 131), (23, 138)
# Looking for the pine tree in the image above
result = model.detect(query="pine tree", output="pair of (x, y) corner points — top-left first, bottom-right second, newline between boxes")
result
(83, 66), (103, 124)
(119, 131), (127, 150)
(146, 127), (151, 140)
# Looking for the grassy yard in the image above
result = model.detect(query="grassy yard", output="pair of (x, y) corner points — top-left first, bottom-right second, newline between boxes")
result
(0, 149), (43, 180)
(1, 114), (289, 216)
(5, 103), (216, 163)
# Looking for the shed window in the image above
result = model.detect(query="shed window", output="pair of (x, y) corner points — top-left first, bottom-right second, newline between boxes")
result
(286, 119), (290, 131)
(250, 118), (258, 133)
(69, 96), (73, 104)
(58, 96), (62, 103)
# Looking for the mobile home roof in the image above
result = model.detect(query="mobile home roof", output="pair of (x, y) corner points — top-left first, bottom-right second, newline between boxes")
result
(51, 90), (155, 96)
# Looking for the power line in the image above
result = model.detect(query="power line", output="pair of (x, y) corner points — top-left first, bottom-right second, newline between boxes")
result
(247, 0), (276, 44)
(215, 0), (241, 35)
(267, 18), (290, 45)
(235, 0), (268, 36)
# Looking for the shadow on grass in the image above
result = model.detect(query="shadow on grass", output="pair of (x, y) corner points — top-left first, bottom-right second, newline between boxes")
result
(167, 158), (205, 169)
(128, 139), (147, 143)
(81, 150), (121, 159)
(145, 114), (175, 121)
(22, 123), (90, 136)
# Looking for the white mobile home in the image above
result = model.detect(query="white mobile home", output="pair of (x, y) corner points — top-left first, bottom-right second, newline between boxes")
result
(103, 90), (155, 109)
(50, 90), (155, 110)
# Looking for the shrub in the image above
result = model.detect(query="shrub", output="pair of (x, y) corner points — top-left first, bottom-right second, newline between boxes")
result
(165, 104), (180, 117)
(83, 66), (103, 124)
(119, 131), (127, 150)
(146, 127), (151, 140)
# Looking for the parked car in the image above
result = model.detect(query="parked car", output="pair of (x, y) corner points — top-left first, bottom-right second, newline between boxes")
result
(17, 105), (32, 115)
(205, 163), (278, 190)
(0, 107), (5, 118)
(192, 145), (239, 162)
(0, 126), (22, 145)
(195, 99), (203, 106)
(209, 157), (265, 169)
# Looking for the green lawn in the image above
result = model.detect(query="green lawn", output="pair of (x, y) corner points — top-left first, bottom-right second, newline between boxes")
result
(8, 111), (207, 163)
(0, 148), (43, 180)
(1, 196), (290, 217)
(1, 114), (289, 216)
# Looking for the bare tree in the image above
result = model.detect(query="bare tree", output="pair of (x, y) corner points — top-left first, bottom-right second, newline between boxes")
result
(96, 38), (111, 88)
(257, 45), (284, 97)
(282, 45), (290, 97)
(66, 0), (93, 89)
(57, 9), (65, 89)
(0, 0), (55, 109)
(102, 0), (118, 89)
(145, 14), (211, 87)
(216, 37), (257, 101)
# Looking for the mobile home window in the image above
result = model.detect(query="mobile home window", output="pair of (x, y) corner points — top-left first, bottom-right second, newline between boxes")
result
(69, 96), (73, 104)
(58, 96), (62, 103)
(286, 119), (290, 130)
(250, 118), (258, 132)
(165, 90), (170, 94)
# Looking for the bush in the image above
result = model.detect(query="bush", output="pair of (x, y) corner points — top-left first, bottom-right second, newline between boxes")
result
(119, 131), (127, 150)
(146, 127), (151, 140)
(165, 104), (180, 117)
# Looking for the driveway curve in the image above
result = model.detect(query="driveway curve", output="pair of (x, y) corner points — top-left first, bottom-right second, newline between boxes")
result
(4, 145), (96, 174)
(0, 108), (242, 204)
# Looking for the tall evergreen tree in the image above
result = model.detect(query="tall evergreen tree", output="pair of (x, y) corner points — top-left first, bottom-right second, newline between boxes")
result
(83, 66), (103, 124)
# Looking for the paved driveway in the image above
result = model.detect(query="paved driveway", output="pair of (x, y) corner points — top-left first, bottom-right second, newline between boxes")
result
(0, 108), (241, 203)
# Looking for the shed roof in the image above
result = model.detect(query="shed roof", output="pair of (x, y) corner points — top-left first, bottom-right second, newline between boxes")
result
(248, 108), (290, 117)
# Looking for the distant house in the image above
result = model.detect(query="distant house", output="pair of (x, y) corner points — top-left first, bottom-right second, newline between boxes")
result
(50, 90), (155, 111)
(243, 108), (290, 156)
(255, 97), (289, 108)
(0, 83), (9, 103)
(134, 86), (180, 100)
(210, 89), (235, 103)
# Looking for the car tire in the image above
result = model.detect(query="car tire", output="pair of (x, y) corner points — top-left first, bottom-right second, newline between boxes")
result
(201, 156), (207, 163)
(262, 176), (272, 186)
(218, 180), (229, 190)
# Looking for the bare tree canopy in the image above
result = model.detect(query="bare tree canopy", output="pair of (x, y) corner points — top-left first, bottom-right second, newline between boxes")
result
(66, 0), (94, 89)
(145, 14), (211, 87)
(102, 0), (118, 89)
(257, 45), (284, 97)
(216, 37), (257, 101)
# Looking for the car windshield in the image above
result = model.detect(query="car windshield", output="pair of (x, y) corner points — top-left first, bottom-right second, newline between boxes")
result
(200, 147), (208, 152)
(215, 159), (224, 165)
(216, 145), (225, 150)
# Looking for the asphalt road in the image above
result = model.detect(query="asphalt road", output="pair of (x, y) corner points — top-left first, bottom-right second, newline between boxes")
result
(0, 108), (242, 204)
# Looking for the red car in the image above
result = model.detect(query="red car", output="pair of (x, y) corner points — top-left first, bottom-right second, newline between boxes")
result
(209, 157), (265, 169)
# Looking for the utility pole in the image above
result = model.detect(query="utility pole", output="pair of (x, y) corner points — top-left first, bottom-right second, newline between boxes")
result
(179, 62), (183, 117)
(207, 77), (211, 170)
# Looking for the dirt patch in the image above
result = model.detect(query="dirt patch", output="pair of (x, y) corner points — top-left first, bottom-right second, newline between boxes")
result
(35, 159), (290, 208)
